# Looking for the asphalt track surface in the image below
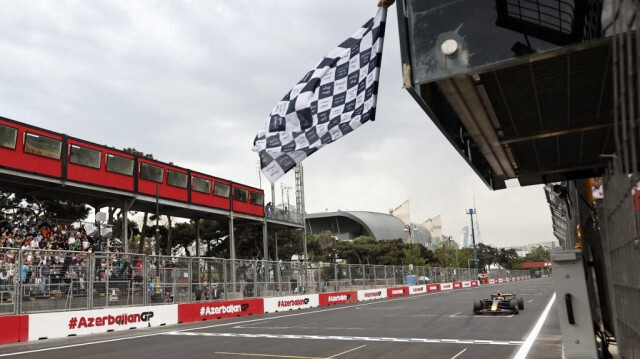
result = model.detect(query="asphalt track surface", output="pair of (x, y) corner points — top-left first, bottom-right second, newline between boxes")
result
(0, 278), (560, 359)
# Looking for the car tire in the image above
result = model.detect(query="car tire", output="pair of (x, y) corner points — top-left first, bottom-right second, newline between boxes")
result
(473, 299), (483, 313)
(509, 299), (518, 313)
(517, 295), (524, 310)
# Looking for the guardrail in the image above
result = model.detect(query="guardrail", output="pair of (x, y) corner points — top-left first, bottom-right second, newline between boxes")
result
(0, 247), (531, 315)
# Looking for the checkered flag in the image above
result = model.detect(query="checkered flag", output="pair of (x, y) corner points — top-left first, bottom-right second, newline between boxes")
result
(253, 8), (387, 183)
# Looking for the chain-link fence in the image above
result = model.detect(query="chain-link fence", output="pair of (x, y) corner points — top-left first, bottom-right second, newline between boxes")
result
(0, 248), (533, 315)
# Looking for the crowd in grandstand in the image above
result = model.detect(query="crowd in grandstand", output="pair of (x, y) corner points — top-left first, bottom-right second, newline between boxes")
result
(0, 213), (110, 252)
(0, 212), (120, 291)
(0, 213), (220, 305)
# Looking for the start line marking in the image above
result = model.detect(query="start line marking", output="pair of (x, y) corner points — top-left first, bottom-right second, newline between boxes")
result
(162, 331), (524, 346)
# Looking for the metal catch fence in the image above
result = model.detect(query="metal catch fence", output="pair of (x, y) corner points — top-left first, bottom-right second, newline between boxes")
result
(0, 248), (532, 315)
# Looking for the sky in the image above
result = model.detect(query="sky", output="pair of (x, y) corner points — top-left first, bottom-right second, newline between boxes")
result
(0, 1), (555, 248)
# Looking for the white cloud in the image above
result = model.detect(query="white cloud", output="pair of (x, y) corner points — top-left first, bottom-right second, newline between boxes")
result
(0, 0), (554, 248)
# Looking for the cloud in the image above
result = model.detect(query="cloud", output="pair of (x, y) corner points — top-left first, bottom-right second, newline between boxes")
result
(0, 1), (554, 248)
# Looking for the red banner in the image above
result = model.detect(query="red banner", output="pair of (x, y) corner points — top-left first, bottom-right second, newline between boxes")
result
(0, 315), (28, 344)
(386, 287), (409, 297)
(319, 291), (358, 306)
(452, 282), (463, 289)
(470, 280), (479, 287)
(178, 299), (264, 323)
(426, 284), (441, 292)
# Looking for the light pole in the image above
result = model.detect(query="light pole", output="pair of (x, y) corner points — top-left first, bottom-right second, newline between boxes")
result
(404, 224), (417, 244)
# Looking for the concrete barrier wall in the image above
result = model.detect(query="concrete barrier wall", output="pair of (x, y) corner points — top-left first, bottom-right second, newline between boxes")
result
(28, 305), (178, 341)
(357, 288), (388, 301)
(263, 294), (319, 313)
(0, 277), (525, 344)
(178, 299), (264, 322)
(386, 286), (409, 297)
(0, 315), (28, 344)
(319, 291), (358, 306)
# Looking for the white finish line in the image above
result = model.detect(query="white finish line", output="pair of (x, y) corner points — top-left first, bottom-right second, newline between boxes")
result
(162, 331), (524, 346)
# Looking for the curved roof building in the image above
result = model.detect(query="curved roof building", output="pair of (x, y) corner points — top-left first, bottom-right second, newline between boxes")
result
(306, 211), (431, 246)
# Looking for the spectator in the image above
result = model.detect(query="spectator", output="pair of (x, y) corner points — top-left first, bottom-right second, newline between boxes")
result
(21, 259), (30, 283)
(40, 261), (51, 292)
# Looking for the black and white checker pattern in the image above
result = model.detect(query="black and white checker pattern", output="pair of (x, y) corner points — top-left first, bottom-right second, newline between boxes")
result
(253, 8), (387, 182)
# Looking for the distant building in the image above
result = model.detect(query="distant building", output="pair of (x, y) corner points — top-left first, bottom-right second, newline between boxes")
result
(501, 241), (558, 257)
(306, 211), (432, 246)
(460, 226), (469, 248)
(423, 215), (442, 246)
(307, 200), (444, 250)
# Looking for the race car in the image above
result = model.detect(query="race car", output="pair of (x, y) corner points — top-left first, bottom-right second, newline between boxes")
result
(473, 291), (524, 314)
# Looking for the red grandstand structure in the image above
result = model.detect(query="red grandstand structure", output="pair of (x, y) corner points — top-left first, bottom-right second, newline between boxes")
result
(0, 115), (303, 261)
(0, 115), (264, 217)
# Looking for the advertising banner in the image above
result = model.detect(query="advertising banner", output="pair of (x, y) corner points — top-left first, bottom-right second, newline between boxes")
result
(356, 289), (387, 301)
(0, 315), (28, 344)
(409, 285), (427, 295)
(386, 286), (409, 297)
(178, 299), (264, 323)
(440, 283), (453, 291)
(462, 281), (471, 288)
(452, 282), (462, 289)
(263, 294), (319, 313)
(319, 291), (357, 306)
(470, 280), (479, 287)
(28, 305), (178, 340)
(426, 284), (441, 292)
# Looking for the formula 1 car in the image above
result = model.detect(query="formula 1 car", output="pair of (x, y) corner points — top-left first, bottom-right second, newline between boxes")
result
(473, 291), (524, 314)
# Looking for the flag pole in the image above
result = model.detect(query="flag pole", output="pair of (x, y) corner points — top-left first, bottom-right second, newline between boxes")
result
(295, 164), (307, 293)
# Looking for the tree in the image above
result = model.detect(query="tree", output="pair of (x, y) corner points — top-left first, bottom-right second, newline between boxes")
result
(476, 243), (499, 271)
(0, 193), (90, 223)
(498, 248), (522, 270)
(111, 217), (140, 242)
(454, 248), (474, 268)
(402, 244), (426, 266)
(524, 246), (550, 262)
(433, 240), (457, 267)
(306, 231), (335, 262)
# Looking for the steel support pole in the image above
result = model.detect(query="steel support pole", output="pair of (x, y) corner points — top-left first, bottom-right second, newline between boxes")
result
(122, 199), (135, 254)
(229, 214), (236, 291)
(195, 219), (200, 258)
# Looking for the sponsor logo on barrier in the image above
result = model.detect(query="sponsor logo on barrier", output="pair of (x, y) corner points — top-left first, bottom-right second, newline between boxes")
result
(328, 294), (350, 302)
(462, 281), (471, 288)
(453, 282), (462, 289)
(441, 283), (453, 290)
(200, 304), (249, 316)
(364, 291), (383, 298)
(470, 280), (479, 287)
(391, 289), (405, 295)
(412, 287), (424, 292)
(278, 298), (310, 308)
(68, 311), (154, 329)
(427, 285), (439, 292)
